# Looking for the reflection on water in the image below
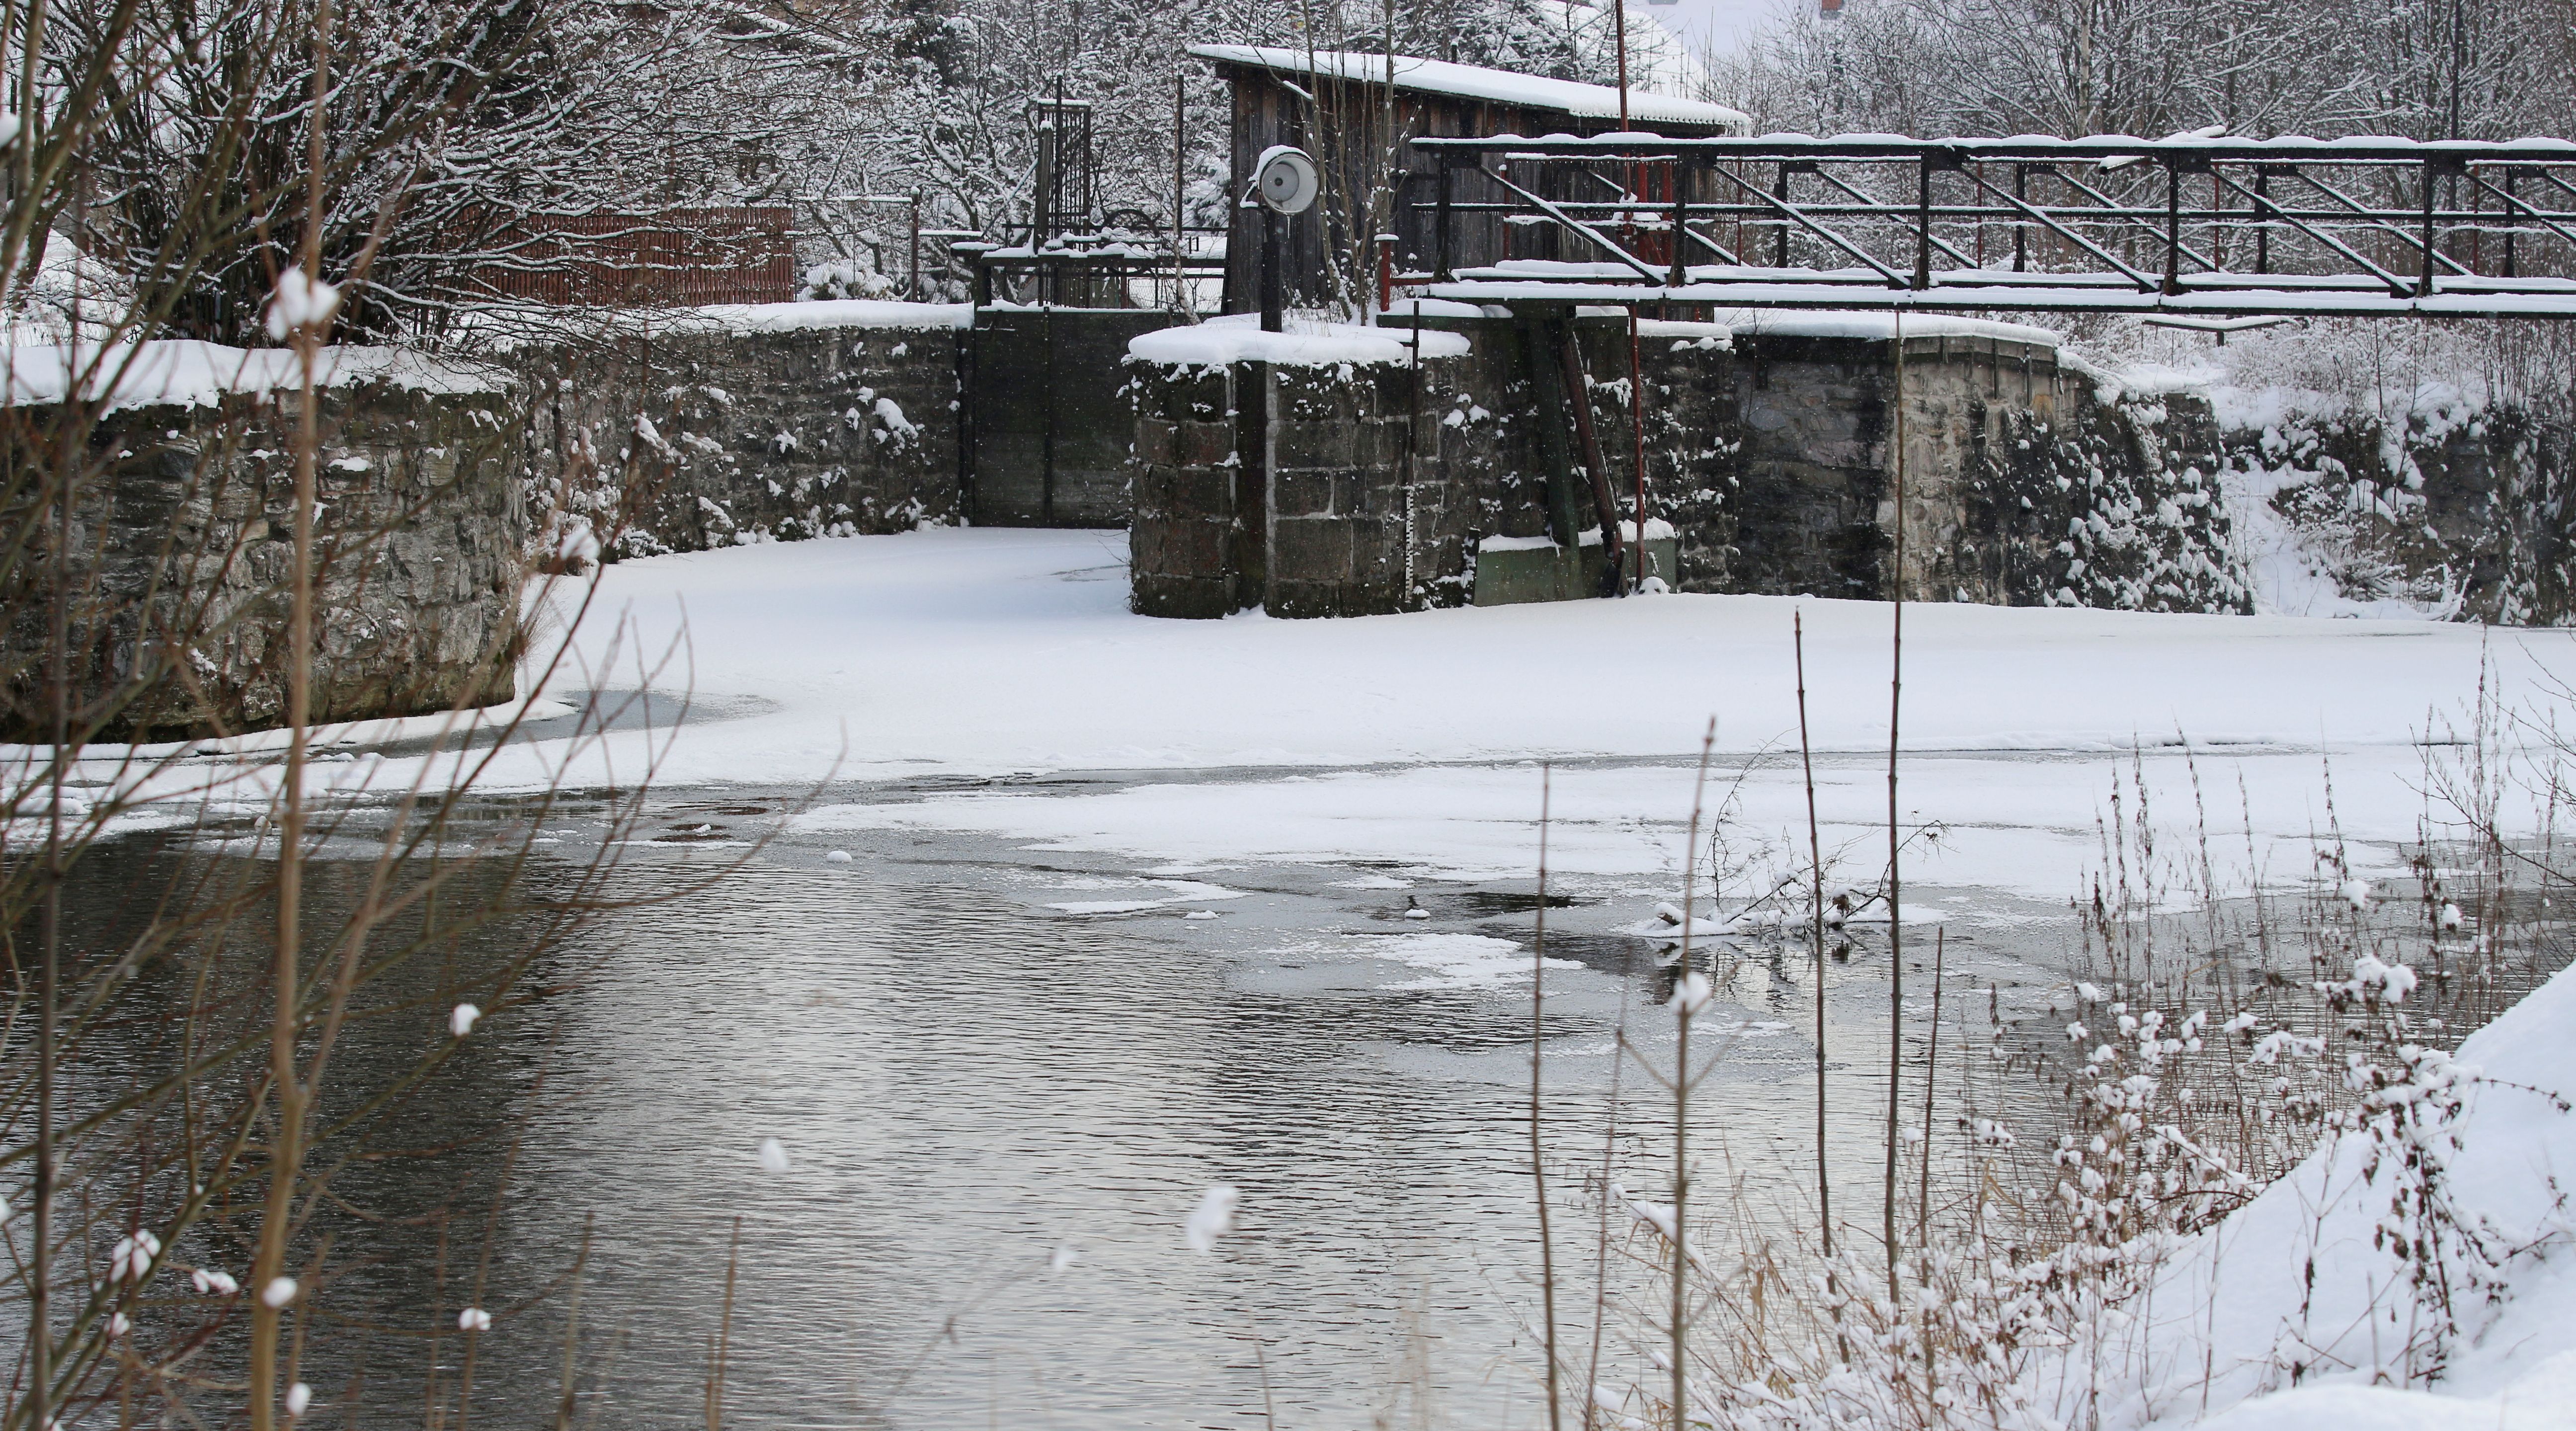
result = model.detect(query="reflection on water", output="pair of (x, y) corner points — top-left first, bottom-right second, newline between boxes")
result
(51, 789), (2146, 1430)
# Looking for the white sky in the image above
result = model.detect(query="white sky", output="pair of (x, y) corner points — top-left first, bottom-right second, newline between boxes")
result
(1641, 0), (1797, 59)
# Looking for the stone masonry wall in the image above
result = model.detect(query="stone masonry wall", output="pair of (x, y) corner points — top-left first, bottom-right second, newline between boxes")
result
(1130, 340), (1522, 619)
(1, 373), (528, 741)
(1128, 314), (2252, 619)
(1527, 320), (2244, 613)
(531, 313), (967, 559)
(2217, 399), (2576, 623)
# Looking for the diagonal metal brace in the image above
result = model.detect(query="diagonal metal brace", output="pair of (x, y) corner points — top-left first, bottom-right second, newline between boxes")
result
(1704, 164), (1910, 287)
(1956, 165), (2161, 291)
(1478, 163), (1663, 283)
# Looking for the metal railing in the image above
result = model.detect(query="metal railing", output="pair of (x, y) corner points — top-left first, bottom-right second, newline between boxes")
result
(1406, 133), (2576, 317)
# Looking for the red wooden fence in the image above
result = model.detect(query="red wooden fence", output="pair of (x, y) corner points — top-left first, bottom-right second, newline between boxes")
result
(475, 208), (797, 307)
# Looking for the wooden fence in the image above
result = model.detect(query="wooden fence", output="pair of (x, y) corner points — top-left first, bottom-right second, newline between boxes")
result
(475, 208), (798, 307)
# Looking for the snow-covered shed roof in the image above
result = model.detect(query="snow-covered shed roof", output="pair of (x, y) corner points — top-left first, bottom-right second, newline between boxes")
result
(1188, 45), (1750, 134)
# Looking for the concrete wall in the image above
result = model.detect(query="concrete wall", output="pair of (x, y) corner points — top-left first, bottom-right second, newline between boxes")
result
(1, 374), (528, 741)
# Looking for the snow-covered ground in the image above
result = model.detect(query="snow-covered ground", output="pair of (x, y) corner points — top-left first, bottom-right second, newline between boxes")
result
(505, 527), (2558, 782)
(417, 526), (2570, 907)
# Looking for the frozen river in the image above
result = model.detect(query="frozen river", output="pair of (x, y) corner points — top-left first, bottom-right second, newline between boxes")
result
(55, 528), (2575, 1428)
(139, 739), (2499, 1429)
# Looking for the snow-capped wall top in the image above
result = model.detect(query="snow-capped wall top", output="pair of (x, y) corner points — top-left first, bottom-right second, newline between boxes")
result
(1188, 45), (1750, 133)
(1, 342), (506, 412)
(687, 300), (974, 333)
(1127, 314), (1472, 368)
(1712, 308), (2065, 346)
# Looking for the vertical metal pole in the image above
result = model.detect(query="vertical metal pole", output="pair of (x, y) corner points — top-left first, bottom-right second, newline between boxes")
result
(1433, 159), (1453, 282)
(1973, 162), (1984, 268)
(908, 194), (921, 300)
(2468, 164), (2483, 275)
(1913, 157), (1932, 290)
(2162, 162), (2181, 295)
(2211, 169), (2223, 270)
(2012, 163), (2027, 271)
(1174, 72), (1189, 315)
(2255, 168), (2271, 274)
(1628, 308), (1647, 594)
(1667, 160), (1688, 290)
(2503, 169), (2518, 278)
(2419, 159), (2440, 298)
(1405, 300), (1420, 607)
(1042, 305), (1057, 521)
(1261, 210), (1285, 332)
(1036, 120), (1056, 243)
(1774, 163), (1792, 269)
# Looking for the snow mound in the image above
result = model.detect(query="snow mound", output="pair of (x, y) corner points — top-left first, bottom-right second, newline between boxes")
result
(2091, 958), (2576, 1429)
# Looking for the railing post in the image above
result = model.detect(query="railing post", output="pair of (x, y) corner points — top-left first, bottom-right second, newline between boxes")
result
(2419, 158), (2440, 298)
(2504, 168), (2519, 278)
(1913, 155), (1933, 290)
(2255, 168), (2271, 274)
(1775, 162), (1793, 269)
(2012, 163), (2027, 271)
(1668, 159), (1690, 290)
(2163, 160), (2182, 296)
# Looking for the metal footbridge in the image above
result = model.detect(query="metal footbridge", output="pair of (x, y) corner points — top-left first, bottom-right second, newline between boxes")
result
(1407, 133), (2576, 319)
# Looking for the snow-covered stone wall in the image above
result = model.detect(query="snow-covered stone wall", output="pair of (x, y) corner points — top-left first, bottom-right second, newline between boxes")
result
(1127, 312), (2253, 618)
(0, 365), (527, 741)
(1645, 324), (2246, 613)
(2218, 396), (2576, 623)
(1128, 318), (1501, 619)
(532, 305), (968, 558)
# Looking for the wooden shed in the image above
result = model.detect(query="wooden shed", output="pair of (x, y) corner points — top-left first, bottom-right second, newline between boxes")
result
(1190, 44), (1749, 314)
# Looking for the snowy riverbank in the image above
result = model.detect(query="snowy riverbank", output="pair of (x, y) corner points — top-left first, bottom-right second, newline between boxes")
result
(2087, 955), (2576, 1431)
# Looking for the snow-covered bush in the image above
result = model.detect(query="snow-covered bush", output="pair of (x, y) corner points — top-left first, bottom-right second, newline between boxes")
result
(801, 261), (900, 302)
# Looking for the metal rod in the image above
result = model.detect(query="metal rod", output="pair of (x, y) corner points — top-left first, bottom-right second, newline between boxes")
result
(1956, 165), (2160, 290)
(2255, 168), (2271, 274)
(2290, 168), (2476, 280)
(1668, 167), (1690, 289)
(2164, 161), (2182, 296)
(1174, 71), (1188, 314)
(1773, 162), (1792, 268)
(2421, 159), (2441, 297)
(2231, 169), (2422, 294)
(2504, 169), (2519, 276)
(1705, 164), (1909, 286)
(1814, 164), (1977, 268)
